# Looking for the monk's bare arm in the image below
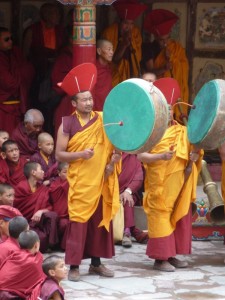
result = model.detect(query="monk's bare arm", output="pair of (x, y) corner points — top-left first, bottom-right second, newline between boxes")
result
(137, 151), (174, 163)
(49, 291), (62, 300)
(55, 124), (94, 163)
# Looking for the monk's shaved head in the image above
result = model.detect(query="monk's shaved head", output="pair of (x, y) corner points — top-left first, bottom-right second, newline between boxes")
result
(24, 109), (44, 124)
(38, 132), (53, 143)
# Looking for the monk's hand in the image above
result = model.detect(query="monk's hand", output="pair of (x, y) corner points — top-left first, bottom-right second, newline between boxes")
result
(120, 191), (134, 207)
(82, 148), (94, 160)
(190, 151), (199, 163)
(104, 163), (114, 178)
(111, 150), (122, 164)
(31, 210), (44, 223)
(161, 150), (174, 161)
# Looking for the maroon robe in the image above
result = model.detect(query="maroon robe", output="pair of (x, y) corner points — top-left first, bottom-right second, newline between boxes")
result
(49, 177), (69, 249)
(51, 46), (74, 138)
(119, 153), (144, 228)
(0, 46), (34, 134)
(0, 157), (27, 188)
(0, 250), (45, 300)
(40, 278), (64, 300)
(93, 60), (113, 111)
(146, 207), (192, 260)
(14, 180), (59, 253)
(0, 236), (20, 267)
(30, 152), (58, 182)
(11, 123), (39, 159)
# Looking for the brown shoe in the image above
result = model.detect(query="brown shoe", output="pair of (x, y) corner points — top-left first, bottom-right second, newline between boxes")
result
(153, 260), (175, 272)
(68, 268), (80, 281)
(122, 234), (132, 248)
(89, 264), (114, 277)
(168, 257), (188, 268)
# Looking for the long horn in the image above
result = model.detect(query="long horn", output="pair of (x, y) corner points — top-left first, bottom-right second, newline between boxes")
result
(200, 160), (225, 225)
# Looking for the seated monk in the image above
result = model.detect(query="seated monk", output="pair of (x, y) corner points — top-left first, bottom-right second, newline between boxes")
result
(0, 205), (22, 243)
(0, 183), (15, 206)
(0, 216), (28, 266)
(0, 230), (46, 299)
(11, 108), (44, 159)
(14, 161), (59, 253)
(49, 162), (69, 250)
(30, 132), (58, 186)
(0, 140), (27, 188)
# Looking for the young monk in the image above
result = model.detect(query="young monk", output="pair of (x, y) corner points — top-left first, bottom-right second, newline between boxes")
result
(40, 255), (68, 300)
(0, 205), (22, 243)
(30, 132), (58, 186)
(0, 130), (9, 154)
(0, 216), (29, 266)
(0, 139), (27, 188)
(0, 230), (45, 299)
(0, 183), (15, 206)
(49, 162), (69, 250)
(13, 161), (59, 253)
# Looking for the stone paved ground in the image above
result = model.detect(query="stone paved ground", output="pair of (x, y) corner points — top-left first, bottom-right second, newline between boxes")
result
(51, 240), (225, 300)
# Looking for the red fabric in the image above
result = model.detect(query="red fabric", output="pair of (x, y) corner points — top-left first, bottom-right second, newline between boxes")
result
(59, 63), (97, 96)
(0, 237), (20, 267)
(144, 9), (178, 37)
(154, 78), (181, 105)
(11, 123), (39, 159)
(40, 277), (64, 300)
(30, 152), (58, 182)
(0, 205), (22, 219)
(113, 1), (147, 20)
(93, 60), (112, 111)
(14, 180), (51, 221)
(65, 198), (114, 266)
(146, 207), (192, 260)
(0, 103), (21, 136)
(0, 157), (27, 188)
(0, 250), (46, 299)
(49, 177), (69, 218)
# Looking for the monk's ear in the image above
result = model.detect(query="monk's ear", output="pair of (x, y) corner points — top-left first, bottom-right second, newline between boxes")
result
(1, 152), (6, 160)
(96, 47), (101, 56)
(0, 219), (4, 228)
(71, 99), (77, 108)
(48, 269), (55, 277)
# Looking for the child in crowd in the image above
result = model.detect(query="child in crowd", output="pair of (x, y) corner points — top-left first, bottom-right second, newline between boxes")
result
(30, 132), (58, 185)
(141, 72), (157, 83)
(0, 230), (45, 299)
(0, 205), (22, 243)
(0, 130), (9, 155)
(0, 183), (15, 206)
(0, 216), (29, 266)
(14, 161), (59, 253)
(49, 162), (69, 250)
(40, 255), (67, 300)
(0, 139), (27, 187)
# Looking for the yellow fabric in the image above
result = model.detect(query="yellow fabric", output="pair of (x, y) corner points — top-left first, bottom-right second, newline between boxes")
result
(143, 124), (202, 238)
(66, 112), (121, 231)
(154, 40), (189, 116)
(2, 100), (20, 104)
(75, 110), (95, 126)
(102, 23), (142, 87)
(221, 160), (225, 201)
(40, 152), (49, 165)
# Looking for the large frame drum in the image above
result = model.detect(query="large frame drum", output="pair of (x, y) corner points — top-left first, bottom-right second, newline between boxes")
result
(103, 78), (168, 154)
(188, 79), (225, 150)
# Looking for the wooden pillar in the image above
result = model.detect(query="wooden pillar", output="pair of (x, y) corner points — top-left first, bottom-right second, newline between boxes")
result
(73, 5), (96, 67)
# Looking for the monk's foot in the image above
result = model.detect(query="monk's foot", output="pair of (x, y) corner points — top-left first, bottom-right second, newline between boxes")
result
(68, 268), (80, 281)
(153, 260), (175, 272)
(122, 234), (132, 248)
(168, 257), (188, 268)
(89, 264), (114, 277)
(131, 227), (148, 244)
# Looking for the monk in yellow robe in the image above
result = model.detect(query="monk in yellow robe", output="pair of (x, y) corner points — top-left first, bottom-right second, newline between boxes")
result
(138, 105), (202, 272)
(55, 63), (121, 282)
(102, 1), (147, 86)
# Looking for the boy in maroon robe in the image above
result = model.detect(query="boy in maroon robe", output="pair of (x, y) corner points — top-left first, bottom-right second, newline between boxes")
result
(0, 140), (27, 188)
(0, 216), (28, 266)
(30, 132), (57, 185)
(0, 205), (22, 243)
(49, 162), (69, 250)
(14, 161), (59, 253)
(40, 255), (67, 300)
(0, 230), (45, 300)
(11, 108), (44, 159)
(0, 183), (15, 206)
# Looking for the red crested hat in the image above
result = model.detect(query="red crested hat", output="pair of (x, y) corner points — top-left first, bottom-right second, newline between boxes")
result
(154, 78), (181, 105)
(0, 205), (22, 220)
(58, 63), (97, 96)
(113, 0), (147, 21)
(144, 9), (178, 36)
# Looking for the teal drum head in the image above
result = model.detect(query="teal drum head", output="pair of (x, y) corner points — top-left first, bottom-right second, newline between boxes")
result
(188, 80), (220, 145)
(103, 79), (155, 152)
